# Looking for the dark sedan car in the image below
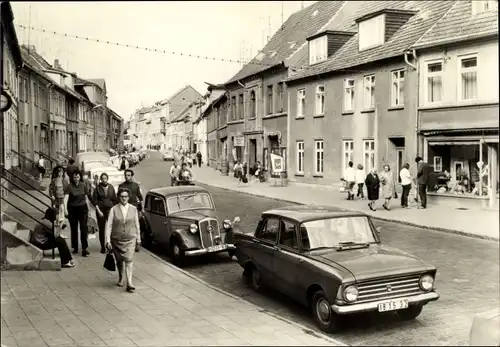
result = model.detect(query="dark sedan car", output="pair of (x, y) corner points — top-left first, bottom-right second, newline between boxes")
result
(233, 205), (440, 333)
(140, 185), (237, 267)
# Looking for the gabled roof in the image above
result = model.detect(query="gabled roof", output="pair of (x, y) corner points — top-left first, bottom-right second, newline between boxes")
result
(87, 78), (106, 91)
(412, 0), (498, 49)
(225, 1), (347, 84)
(159, 85), (201, 104)
(287, 0), (457, 83)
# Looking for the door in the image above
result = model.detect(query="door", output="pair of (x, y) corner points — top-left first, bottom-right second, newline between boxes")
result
(253, 217), (280, 282)
(396, 148), (404, 183)
(149, 195), (169, 244)
(273, 219), (303, 299)
(249, 139), (257, 166)
(452, 161), (464, 181)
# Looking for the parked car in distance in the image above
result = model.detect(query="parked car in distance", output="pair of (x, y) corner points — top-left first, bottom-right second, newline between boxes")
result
(163, 150), (175, 161)
(75, 151), (111, 173)
(469, 309), (500, 346)
(140, 185), (237, 267)
(233, 205), (440, 333)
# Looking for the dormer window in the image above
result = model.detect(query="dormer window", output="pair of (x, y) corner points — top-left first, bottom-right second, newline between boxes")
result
(472, 0), (498, 14)
(309, 35), (327, 65)
(358, 14), (385, 51)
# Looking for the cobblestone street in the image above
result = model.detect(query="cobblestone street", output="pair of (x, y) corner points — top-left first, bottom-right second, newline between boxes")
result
(135, 154), (500, 346)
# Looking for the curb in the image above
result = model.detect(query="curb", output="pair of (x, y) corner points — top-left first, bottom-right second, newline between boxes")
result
(195, 180), (499, 242)
(142, 248), (348, 346)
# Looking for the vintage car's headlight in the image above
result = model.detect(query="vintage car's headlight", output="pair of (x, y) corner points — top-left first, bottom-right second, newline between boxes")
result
(343, 285), (359, 302)
(419, 274), (434, 291)
(223, 219), (232, 229)
(189, 224), (198, 234)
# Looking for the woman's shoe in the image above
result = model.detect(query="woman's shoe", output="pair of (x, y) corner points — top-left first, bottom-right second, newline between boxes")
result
(126, 285), (136, 292)
(383, 203), (389, 210)
(117, 280), (125, 287)
(82, 250), (90, 257)
(62, 261), (75, 268)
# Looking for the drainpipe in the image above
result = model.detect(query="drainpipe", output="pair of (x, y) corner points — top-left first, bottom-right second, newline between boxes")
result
(47, 83), (54, 159)
(404, 49), (420, 167)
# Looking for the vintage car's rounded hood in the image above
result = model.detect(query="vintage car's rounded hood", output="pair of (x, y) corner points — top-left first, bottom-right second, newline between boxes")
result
(308, 244), (433, 282)
(169, 209), (217, 221)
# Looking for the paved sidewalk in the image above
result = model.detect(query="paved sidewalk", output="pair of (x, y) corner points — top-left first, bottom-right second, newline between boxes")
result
(1, 245), (346, 347)
(191, 165), (499, 241)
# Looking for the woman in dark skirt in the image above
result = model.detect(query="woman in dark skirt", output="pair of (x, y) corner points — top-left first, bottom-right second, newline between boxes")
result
(365, 167), (380, 211)
(92, 173), (117, 254)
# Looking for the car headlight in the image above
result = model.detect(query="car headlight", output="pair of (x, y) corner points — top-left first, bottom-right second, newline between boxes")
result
(223, 219), (231, 229)
(419, 274), (434, 291)
(343, 285), (359, 303)
(189, 224), (198, 234)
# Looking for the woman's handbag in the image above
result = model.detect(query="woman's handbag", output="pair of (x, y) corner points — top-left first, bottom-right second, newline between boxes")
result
(393, 191), (398, 199)
(103, 251), (116, 272)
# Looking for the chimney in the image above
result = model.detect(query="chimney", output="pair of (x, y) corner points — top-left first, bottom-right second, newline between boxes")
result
(54, 59), (61, 69)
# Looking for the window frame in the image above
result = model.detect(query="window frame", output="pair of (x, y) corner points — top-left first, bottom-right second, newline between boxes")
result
(296, 141), (305, 174)
(344, 78), (355, 112)
(457, 54), (478, 102)
(249, 90), (256, 119)
(433, 156), (443, 172)
(315, 85), (325, 116)
(238, 94), (244, 120)
(314, 140), (324, 175)
(255, 217), (280, 244)
(425, 59), (444, 104)
(363, 139), (376, 173)
(391, 69), (405, 107)
(309, 35), (328, 65)
(33, 82), (38, 106)
(358, 14), (386, 51)
(296, 89), (306, 118)
(266, 85), (274, 115)
(342, 140), (354, 177)
(277, 82), (284, 112)
(363, 74), (376, 110)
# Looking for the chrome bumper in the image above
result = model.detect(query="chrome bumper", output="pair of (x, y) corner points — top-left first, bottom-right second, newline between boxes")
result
(332, 292), (440, 314)
(184, 244), (236, 256)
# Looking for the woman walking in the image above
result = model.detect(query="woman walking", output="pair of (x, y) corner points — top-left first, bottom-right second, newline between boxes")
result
(48, 166), (68, 231)
(365, 167), (380, 211)
(92, 173), (117, 254)
(64, 170), (92, 256)
(399, 163), (412, 208)
(380, 164), (396, 210)
(105, 188), (141, 292)
(355, 164), (365, 199)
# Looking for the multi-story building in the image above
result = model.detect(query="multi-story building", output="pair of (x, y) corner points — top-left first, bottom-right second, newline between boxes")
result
(412, 0), (499, 208)
(285, 1), (455, 186)
(223, 1), (351, 175)
(170, 100), (199, 152)
(108, 108), (123, 151)
(206, 93), (228, 168)
(1, 1), (23, 170)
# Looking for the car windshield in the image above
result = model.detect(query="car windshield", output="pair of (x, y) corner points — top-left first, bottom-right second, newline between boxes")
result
(166, 192), (213, 213)
(300, 216), (377, 251)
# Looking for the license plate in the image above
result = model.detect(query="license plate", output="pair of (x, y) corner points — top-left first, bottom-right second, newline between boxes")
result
(207, 244), (227, 253)
(378, 299), (409, 312)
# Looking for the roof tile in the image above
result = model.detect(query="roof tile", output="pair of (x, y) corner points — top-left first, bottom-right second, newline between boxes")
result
(226, 1), (347, 84)
(413, 0), (498, 48)
(287, 1), (457, 82)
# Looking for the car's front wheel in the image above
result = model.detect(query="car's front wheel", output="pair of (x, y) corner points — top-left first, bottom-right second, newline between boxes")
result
(397, 305), (423, 321)
(312, 290), (341, 333)
(169, 239), (185, 268)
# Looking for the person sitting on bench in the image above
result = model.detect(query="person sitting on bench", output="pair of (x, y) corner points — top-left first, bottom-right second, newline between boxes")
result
(29, 207), (75, 268)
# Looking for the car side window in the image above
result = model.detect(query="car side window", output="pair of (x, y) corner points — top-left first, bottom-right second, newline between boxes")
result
(278, 220), (298, 250)
(144, 195), (151, 211)
(299, 225), (311, 251)
(151, 196), (166, 216)
(256, 218), (279, 243)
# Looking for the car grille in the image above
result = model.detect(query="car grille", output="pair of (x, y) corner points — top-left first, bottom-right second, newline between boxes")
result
(198, 218), (220, 248)
(356, 274), (423, 303)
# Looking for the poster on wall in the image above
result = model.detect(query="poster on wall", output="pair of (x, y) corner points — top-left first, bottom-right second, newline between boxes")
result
(234, 136), (245, 147)
(270, 153), (284, 174)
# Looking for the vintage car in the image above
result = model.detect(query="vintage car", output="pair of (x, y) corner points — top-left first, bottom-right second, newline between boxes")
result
(233, 205), (440, 333)
(140, 185), (237, 267)
(76, 151), (111, 172)
(163, 150), (175, 162)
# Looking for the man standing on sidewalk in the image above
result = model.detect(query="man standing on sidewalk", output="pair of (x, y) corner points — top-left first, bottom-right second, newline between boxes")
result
(196, 151), (202, 167)
(169, 162), (181, 186)
(415, 156), (430, 209)
(344, 161), (356, 200)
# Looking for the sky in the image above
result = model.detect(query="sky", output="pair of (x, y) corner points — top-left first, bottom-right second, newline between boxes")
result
(11, 1), (316, 121)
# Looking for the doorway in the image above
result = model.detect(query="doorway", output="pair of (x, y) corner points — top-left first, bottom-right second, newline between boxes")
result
(249, 139), (257, 166)
(396, 148), (404, 183)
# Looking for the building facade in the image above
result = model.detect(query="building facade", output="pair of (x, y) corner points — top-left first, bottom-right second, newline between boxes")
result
(285, 1), (456, 186)
(412, 0), (499, 208)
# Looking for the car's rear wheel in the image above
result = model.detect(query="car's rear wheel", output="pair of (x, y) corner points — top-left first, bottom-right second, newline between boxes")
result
(312, 290), (341, 333)
(245, 265), (262, 291)
(396, 305), (423, 321)
(169, 239), (185, 268)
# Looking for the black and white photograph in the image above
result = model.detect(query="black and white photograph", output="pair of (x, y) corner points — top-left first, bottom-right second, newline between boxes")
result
(1, 1), (498, 346)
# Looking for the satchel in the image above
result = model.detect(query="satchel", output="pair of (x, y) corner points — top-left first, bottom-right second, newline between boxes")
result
(103, 251), (116, 272)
